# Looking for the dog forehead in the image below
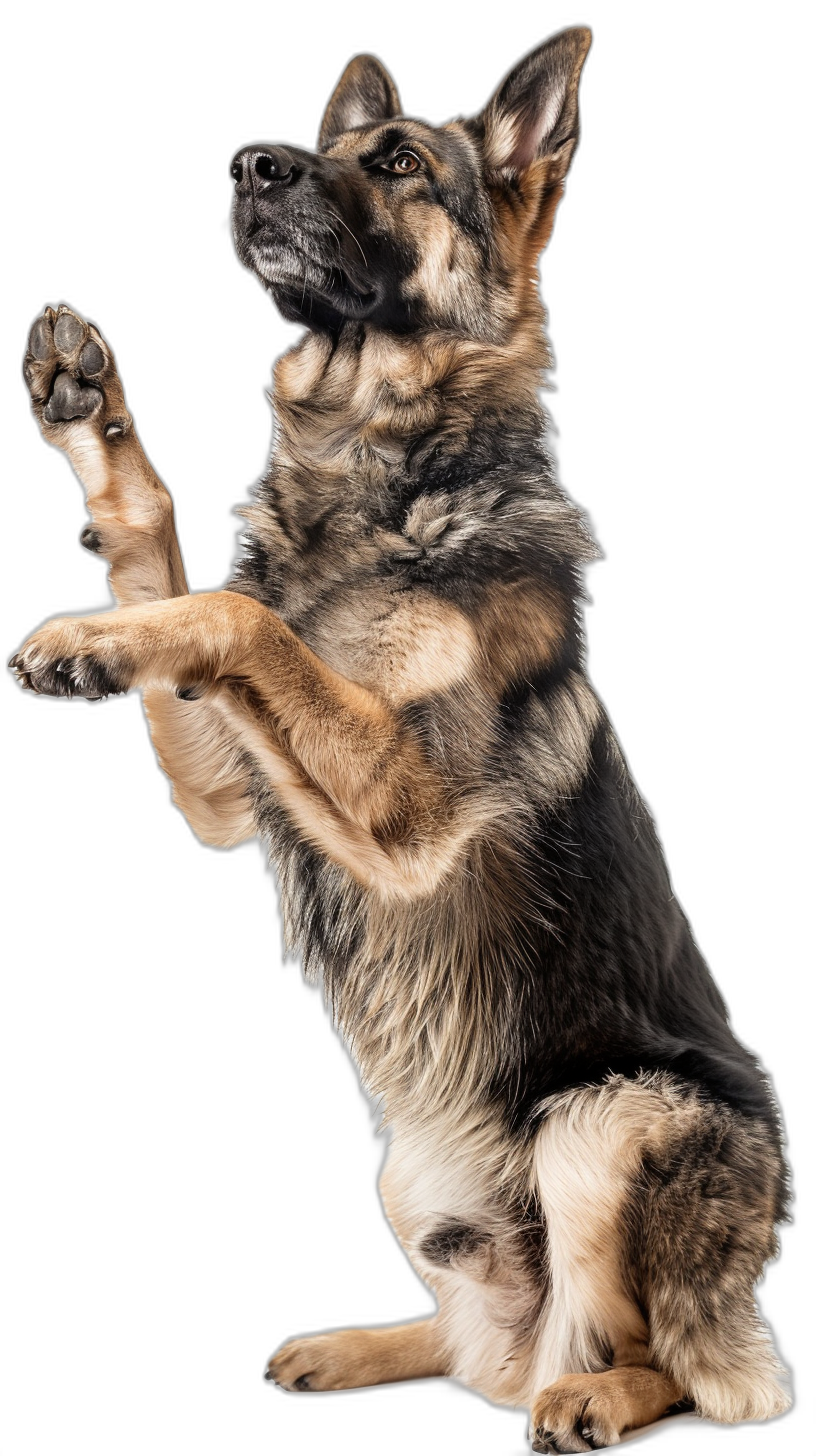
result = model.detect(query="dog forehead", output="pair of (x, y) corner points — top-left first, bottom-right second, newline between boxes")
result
(322, 118), (478, 176)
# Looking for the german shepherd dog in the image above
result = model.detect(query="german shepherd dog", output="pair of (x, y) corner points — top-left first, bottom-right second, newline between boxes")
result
(10, 28), (789, 1453)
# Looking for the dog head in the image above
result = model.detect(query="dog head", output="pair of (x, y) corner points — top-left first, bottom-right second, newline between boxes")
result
(230, 29), (591, 339)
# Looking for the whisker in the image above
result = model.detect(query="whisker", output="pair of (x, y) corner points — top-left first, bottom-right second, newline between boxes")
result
(326, 209), (369, 268)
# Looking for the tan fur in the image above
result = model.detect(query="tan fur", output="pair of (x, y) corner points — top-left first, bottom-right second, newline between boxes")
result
(530, 1367), (683, 1451)
(13, 590), (486, 898)
(303, 589), (478, 704)
(528, 1080), (676, 1396)
(24, 310), (187, 606)
(15, 30), (788, 1442)
(382, 1107), (544, 1406)
(142, 690), (256, 846)
(475, 578), (569, 686)
(267, 1317), (448, 1391)
(403, 204), (492, 336)
(268, 324), (548, 492)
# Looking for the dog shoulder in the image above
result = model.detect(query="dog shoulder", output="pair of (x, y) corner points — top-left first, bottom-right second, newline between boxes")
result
(303, 478), (596, 709)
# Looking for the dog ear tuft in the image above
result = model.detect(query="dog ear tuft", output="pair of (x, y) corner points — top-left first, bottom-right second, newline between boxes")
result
(318, 54), (401, 149)
(478, 28), (591, 180)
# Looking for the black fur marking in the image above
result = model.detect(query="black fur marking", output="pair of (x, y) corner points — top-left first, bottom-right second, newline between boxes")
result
(11, 42), (788, 1430)
(357, 126), (412, 168)
(419, 1222), (491, 1265)
(622, 1096), (789, 1394)
(80, 526), (102, 553)
(496, 660), (573, 724)
(487, 720), (782, 1137)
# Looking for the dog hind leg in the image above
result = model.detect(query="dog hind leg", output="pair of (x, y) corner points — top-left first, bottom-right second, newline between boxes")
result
(527, 1076), (788, 1452)
(528, 1078), (680, 1450)
(638, 1094), (789, 1425)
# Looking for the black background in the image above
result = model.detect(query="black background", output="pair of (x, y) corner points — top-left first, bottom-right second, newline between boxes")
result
(9, 14), (804, 1456)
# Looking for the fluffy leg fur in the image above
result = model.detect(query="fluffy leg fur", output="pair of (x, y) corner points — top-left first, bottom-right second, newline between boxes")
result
(526, 1076), (788, 1450)
(637, 1094), (789, 1424)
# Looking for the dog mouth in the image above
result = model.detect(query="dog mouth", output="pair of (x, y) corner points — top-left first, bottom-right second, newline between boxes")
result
(251, 233), (361, 291)
(237, 217), (377, 318)
(229, 145), (381, 323)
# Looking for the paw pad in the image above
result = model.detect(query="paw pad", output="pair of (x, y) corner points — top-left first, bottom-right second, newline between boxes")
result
(24, 305), (126, 435)
(52, 311), (85, 353)
(43, 372), (102, 423)
(29, 315), (53, 360)
(79, 340), (105, 376)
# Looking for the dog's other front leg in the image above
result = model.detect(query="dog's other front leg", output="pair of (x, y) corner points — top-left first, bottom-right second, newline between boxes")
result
(23, 306), (255, 846)
(25, 305), (188, 605)
(10, 591), (461, 896)
(266, 1317), (448, 1392)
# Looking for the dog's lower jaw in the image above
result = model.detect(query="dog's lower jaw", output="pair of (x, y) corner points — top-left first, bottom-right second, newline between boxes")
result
(266, 275), (381, 327)
(236, 229), (378, 325)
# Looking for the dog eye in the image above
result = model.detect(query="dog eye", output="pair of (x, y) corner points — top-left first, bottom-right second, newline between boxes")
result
(383, 152), (421, 175)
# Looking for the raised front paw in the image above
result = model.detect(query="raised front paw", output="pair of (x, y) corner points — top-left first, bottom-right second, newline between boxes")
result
(24, 305), (131, 440)
(9, 615), (130, 700)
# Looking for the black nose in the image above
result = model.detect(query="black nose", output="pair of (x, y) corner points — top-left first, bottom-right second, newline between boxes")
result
(230, 146), (299, 188)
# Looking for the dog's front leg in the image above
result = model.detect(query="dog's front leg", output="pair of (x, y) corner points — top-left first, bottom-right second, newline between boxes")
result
(23, 306), (255, 846)
(10, 591), (459, 896)
(25, 306), (188, 605)
(266, 1317), (449, 1391)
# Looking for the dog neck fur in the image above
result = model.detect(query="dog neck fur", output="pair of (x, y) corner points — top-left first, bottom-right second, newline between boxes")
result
(271, 306), (550, 492)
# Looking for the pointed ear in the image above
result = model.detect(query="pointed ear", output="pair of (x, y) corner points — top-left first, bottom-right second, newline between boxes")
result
(318, 54), (401, 149)
(479, 28), (592, 179)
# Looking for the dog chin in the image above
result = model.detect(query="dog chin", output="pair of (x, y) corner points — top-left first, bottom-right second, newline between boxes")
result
(257, 259), (376, 324)
(271, 283), (378, 330)
(234, 230), (375, 324)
